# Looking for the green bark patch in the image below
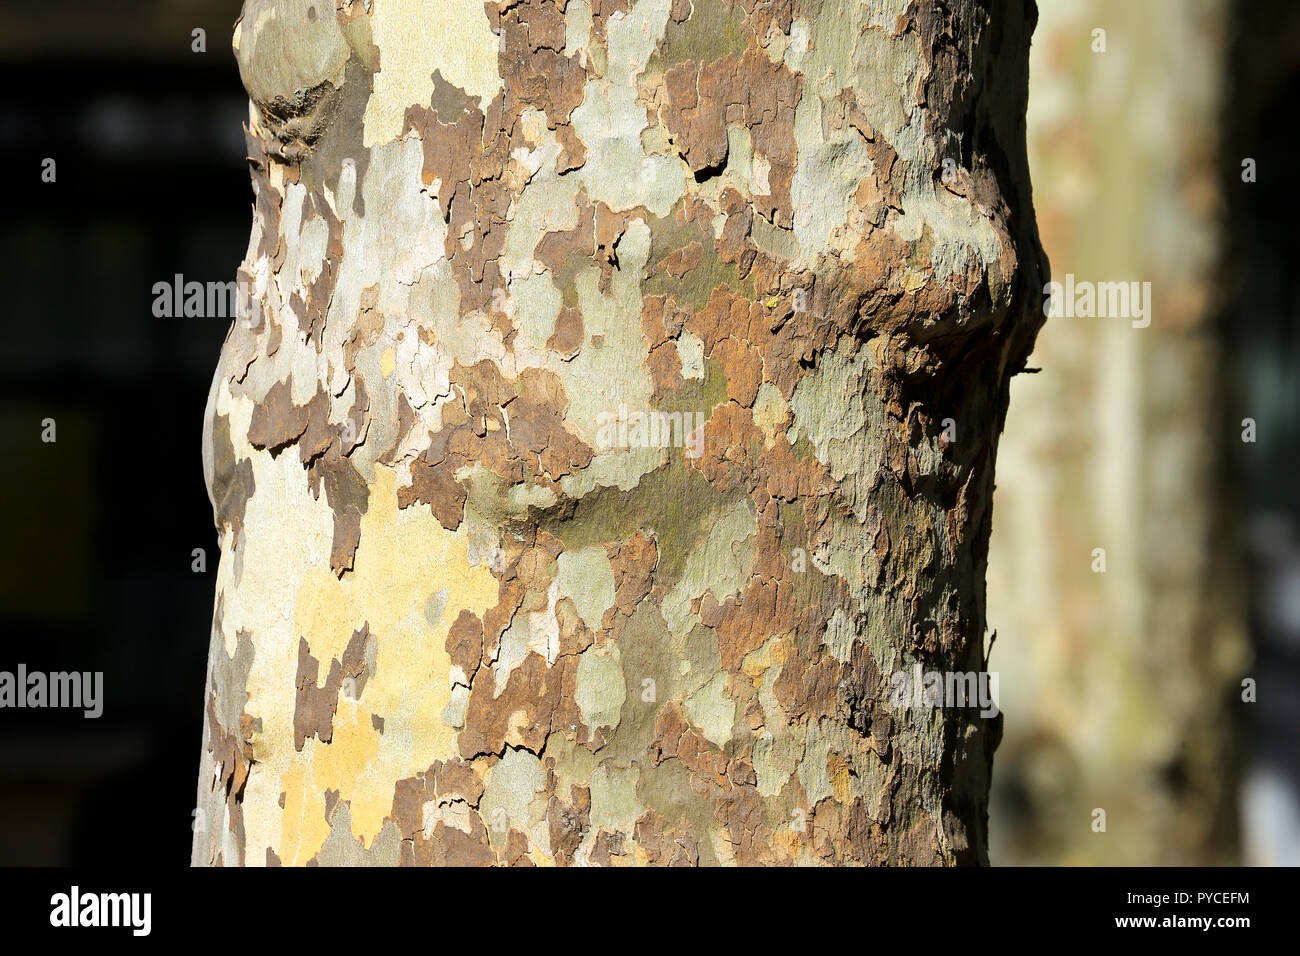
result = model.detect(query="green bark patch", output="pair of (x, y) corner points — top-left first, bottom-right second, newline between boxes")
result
(647, 0), (749, 72)
(645, 210), (754, 309)
(539, 453), (738, 588)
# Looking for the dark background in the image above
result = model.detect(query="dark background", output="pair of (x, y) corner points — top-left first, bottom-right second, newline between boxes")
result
(1223, 0), (1300, 863)
(0, 0), (246, 865)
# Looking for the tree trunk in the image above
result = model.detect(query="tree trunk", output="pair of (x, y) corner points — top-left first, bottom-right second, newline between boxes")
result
(193, 0), (1044, 866)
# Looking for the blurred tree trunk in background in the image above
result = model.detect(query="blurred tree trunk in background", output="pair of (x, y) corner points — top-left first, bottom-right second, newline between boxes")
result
(987, 0), (1247, 865)
(192, 0), (1045, 866)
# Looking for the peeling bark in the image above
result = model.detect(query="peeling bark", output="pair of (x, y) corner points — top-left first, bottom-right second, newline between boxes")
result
(193, 0), (1045, 866)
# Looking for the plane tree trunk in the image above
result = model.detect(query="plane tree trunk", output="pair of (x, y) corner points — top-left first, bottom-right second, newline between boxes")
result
(193, 0), (1045, 866)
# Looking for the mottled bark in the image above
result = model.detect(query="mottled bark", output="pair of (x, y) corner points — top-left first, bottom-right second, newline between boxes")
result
(193, 0), (1044, 866)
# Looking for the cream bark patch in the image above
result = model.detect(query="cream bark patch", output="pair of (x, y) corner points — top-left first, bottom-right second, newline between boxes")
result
(362, 0), (502, 146)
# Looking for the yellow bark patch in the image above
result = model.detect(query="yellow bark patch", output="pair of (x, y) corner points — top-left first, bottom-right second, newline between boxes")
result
(231, 456), (500, 864)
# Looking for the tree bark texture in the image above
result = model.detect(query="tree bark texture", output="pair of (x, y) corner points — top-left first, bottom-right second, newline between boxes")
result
(193, 0), (1045, 866)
